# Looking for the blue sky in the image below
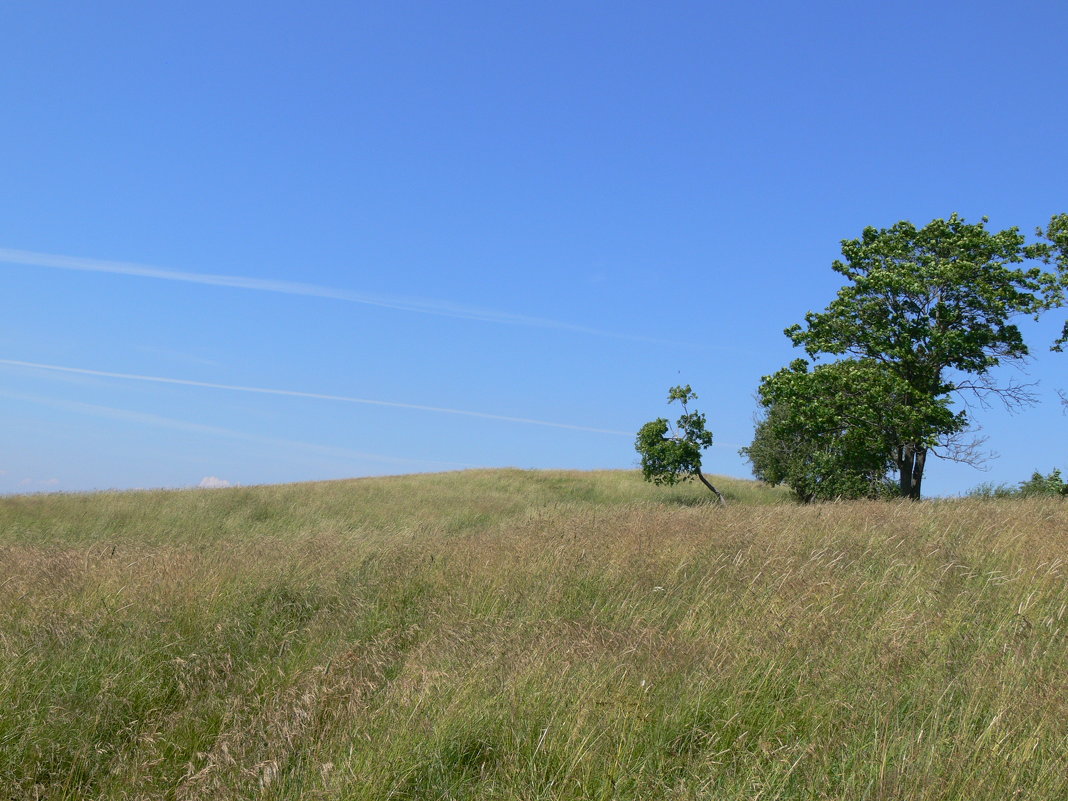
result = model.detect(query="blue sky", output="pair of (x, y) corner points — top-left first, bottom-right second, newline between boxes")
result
(2, 0), (1065, 496)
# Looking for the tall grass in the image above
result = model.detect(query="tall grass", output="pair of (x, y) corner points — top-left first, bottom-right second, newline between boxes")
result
(1, 469), (1065, 799)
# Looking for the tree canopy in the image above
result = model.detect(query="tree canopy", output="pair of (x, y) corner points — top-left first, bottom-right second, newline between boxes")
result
(743, 359), (941, 502)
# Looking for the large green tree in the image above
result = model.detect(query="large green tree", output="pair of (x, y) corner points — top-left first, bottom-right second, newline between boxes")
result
(1039, 213), (1068, 351)
(1041, 214), (1068, 406)
(785, 214), (1060, 499)
(635, 385), (725, 505)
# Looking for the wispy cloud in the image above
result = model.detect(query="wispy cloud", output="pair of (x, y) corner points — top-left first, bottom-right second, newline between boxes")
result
(133, 344), (221, 368)
(15, 477), (60, 489)
(0, 358), (632, 435)
(0, 246), (667, 343)
(0, 388), (474, 469)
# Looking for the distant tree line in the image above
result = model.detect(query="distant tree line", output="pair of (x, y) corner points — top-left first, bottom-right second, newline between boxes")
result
(637, 213), (1068, 502)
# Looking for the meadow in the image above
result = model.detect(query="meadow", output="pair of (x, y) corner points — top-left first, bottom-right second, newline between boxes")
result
(1, 469), (1066, 800)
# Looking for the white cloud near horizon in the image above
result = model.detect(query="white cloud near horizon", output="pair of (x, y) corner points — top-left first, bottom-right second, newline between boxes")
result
(16, 477), (60, 488)
(0, 358), (632, 435)
(198, 476), (232, 489)
(0, 246), (673, 344)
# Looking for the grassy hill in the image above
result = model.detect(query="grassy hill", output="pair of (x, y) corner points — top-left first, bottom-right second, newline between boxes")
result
(1, 470), (1066, 800)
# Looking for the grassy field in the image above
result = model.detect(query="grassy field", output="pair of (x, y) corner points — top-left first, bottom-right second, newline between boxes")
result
(1, 469), (1066, 800)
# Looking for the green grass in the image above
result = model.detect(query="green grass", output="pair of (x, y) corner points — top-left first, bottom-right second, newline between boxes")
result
(1, 469), (1066, 799)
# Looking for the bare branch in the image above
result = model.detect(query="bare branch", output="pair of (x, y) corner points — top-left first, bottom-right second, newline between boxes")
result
(930, 428), (994, 468)
(950, 373), (1039, 412)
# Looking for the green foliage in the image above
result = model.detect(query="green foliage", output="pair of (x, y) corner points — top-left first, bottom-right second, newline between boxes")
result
(786, 214), (1051, 370)
(635, 386), (724, 502)
(742, 359), (914, 502)
(635, 418), (698, 487)
(782, 213), (1062, 498)
(968, 468), (1067, 498)
(1018, 468), (1068, 497)
(964, 481), (1019, 499)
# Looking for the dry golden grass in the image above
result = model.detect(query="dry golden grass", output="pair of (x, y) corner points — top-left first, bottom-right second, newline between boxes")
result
(1, 469), (1066, 799)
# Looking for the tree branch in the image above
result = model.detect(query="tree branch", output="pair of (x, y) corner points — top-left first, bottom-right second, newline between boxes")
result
(929, 428), (994, 468)
(950, 374), (1039, 411)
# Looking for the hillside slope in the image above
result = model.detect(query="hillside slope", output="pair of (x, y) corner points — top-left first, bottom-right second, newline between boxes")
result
(1, 470), (1066, 800)
(0, 469), (785, 547)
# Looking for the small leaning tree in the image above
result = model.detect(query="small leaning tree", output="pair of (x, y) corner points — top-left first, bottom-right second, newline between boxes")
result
(635, 385), (726, 505)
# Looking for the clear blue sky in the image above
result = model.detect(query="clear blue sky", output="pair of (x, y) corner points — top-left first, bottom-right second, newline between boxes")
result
(2, 1), (1065, 496)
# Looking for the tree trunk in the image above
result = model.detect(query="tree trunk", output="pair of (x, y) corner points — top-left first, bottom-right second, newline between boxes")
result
(896, 444), (926, 500)
(911, 447), (926, 500)
(695, 469), (727, 506)
(897, 444), (913, 498)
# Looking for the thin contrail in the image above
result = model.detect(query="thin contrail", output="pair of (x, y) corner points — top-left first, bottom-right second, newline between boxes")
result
(0, 359), (632, 436)
(0, 389), (475, 469)
(0, 247), (664, 343)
